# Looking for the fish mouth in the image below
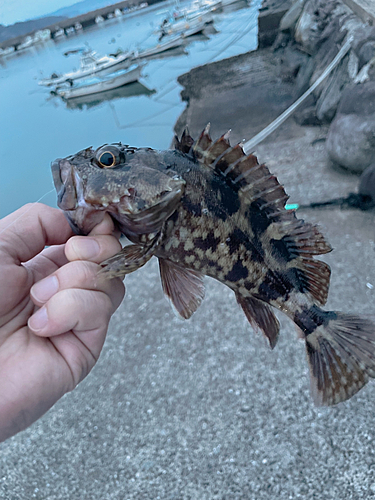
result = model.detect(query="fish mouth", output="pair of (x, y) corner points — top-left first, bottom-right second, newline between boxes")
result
(51, 158), (78, 211)
(51, 158), (106, 235)
(64, 212), (86, 235)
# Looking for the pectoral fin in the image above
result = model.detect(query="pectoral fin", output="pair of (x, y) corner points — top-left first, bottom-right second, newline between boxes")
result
(236, 294), (280, 349)
(159, 259), (205, 319)
(100, 244), (154, 278)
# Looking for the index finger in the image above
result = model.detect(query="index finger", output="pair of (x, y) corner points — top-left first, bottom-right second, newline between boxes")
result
(0, 203), (73, 266)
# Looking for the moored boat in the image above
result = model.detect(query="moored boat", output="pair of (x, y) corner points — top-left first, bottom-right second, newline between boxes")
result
(38, 49), (133, 87)
(0, 46), (15, 57)
(64, 81), (155, 110)
(52, 64), (143, 100)
(157, 10), (214, 39)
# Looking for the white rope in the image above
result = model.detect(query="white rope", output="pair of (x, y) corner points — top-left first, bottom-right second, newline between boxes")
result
(243, 35), (354, 153)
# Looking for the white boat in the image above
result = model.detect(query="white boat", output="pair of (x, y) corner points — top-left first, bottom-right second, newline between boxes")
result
(18, 28), (51, 50)
(38, 49), (133, 86)
(95, 15), (105, 23)
(0, 46), (15, 56)
(17, 35), (34, 50)
(54, 27), (65, 38)
(53, 64), (143, 100)
(174, 0), (221, 19)
(158, 12), (213, 39)
(74, 23), (83, 31)
(66, 27), (75, 35)
(34, 29), (51, 42)
(64, 82), (155, 110)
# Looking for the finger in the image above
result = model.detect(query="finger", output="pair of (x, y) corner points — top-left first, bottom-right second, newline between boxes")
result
(65, 234), (122, 264)
(28, 288), (116, 338)
(30, 260), (125, 309)
(88, 213), (117, 236)
(25, 244), (69, 284)
(0, 203), (72, 266)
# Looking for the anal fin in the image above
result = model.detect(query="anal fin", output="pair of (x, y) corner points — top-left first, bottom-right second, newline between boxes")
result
(159, 259), (205, 319)
(296, 259), (331, 306)
(236, 294), (280, 349)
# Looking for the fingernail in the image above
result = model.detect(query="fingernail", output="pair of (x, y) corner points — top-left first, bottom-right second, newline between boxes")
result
(72, 238), (100, 259)
(32, 276), (59, 302)
(28, 307), (48, 331)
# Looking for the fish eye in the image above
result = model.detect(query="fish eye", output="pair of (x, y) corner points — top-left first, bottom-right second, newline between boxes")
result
(95, 145), (124, 169)
(98, 151), (115, 168)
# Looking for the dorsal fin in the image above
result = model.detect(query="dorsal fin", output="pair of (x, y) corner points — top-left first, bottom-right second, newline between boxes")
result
(190, 126), (290, 215)
(174, 126), (194, 154)
(185, 127), (333, 304)
(192, 123), (212, 157)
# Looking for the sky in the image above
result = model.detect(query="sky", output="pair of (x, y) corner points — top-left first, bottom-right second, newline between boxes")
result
(0, 0), (77, 26)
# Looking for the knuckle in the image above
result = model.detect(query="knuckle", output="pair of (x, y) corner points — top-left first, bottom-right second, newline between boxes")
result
(60, 260), (98, 288)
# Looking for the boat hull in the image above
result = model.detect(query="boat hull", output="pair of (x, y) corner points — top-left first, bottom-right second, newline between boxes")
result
(39, 51), (133, 87)
(55, 65), (143, 100)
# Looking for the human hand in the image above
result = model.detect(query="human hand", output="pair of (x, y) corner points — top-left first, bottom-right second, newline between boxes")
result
(0, 203), (125, 442)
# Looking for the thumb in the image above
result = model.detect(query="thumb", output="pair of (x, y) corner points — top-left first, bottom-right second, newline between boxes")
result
(0, 203), (73, 266)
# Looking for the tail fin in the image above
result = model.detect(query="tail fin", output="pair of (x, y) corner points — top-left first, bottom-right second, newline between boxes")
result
(304, 311), (375, 405)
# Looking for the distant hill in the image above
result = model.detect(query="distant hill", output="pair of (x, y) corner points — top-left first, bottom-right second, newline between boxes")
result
(0, 0), (122, 43)
(48, 0), (118, 18)
(0, 16), (67, 43)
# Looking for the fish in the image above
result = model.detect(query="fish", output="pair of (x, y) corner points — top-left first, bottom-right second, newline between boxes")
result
(51, 125), (375, 406)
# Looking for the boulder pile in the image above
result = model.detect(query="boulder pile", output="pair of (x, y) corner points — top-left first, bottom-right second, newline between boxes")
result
(269, 0), (375, 173)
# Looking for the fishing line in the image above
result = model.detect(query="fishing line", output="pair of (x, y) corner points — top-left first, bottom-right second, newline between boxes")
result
(0, 188), (55, 236)
(243, 35), (354, 153)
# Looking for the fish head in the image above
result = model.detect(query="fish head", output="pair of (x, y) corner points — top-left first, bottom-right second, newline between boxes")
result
(51, 143), (185, 236)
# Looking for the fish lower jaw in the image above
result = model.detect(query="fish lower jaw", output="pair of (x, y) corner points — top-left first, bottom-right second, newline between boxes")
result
(64, 206), (107, 235)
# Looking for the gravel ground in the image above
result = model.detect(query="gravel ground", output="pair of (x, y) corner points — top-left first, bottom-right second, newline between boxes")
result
(1, 49), (375, 500)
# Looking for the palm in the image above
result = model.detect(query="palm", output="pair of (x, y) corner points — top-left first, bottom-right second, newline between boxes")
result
(0, 244), (93, 438)
(0, 205), (124, 441)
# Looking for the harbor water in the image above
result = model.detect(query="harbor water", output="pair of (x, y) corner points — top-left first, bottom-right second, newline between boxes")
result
(0, 0), (260, 218)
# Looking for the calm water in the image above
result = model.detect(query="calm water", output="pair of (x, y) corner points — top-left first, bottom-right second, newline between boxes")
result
(0, 0), (260, 218)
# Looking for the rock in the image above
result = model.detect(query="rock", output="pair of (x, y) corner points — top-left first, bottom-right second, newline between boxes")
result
(359, 163), (375, 201)
(347, 50), (359, 80)
(352, 26), (375, 67)
(336, 81), (375, 115)
(326, 114), (375, 172)
(309, 18), (346, 95)
(272, 31), (292, 50)
(279, 0), (307, 32)
(315, 56), (351, 122)
(295, 0), (340, 55)
(326, 82), (375, 172)
(258, 0), (293, 48)
(358, 41), (375, 68)
(278, 46), (310, 82)
(294, 104), (321, 125)
(354, 57), (375, 84)
(294, 55), (315, 94)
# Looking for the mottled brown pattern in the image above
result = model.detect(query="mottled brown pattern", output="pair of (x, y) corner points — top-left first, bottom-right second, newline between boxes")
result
(52, 127), (375, 406)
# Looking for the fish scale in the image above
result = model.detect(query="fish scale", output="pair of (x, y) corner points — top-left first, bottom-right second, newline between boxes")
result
(52, 126), (375, 406)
